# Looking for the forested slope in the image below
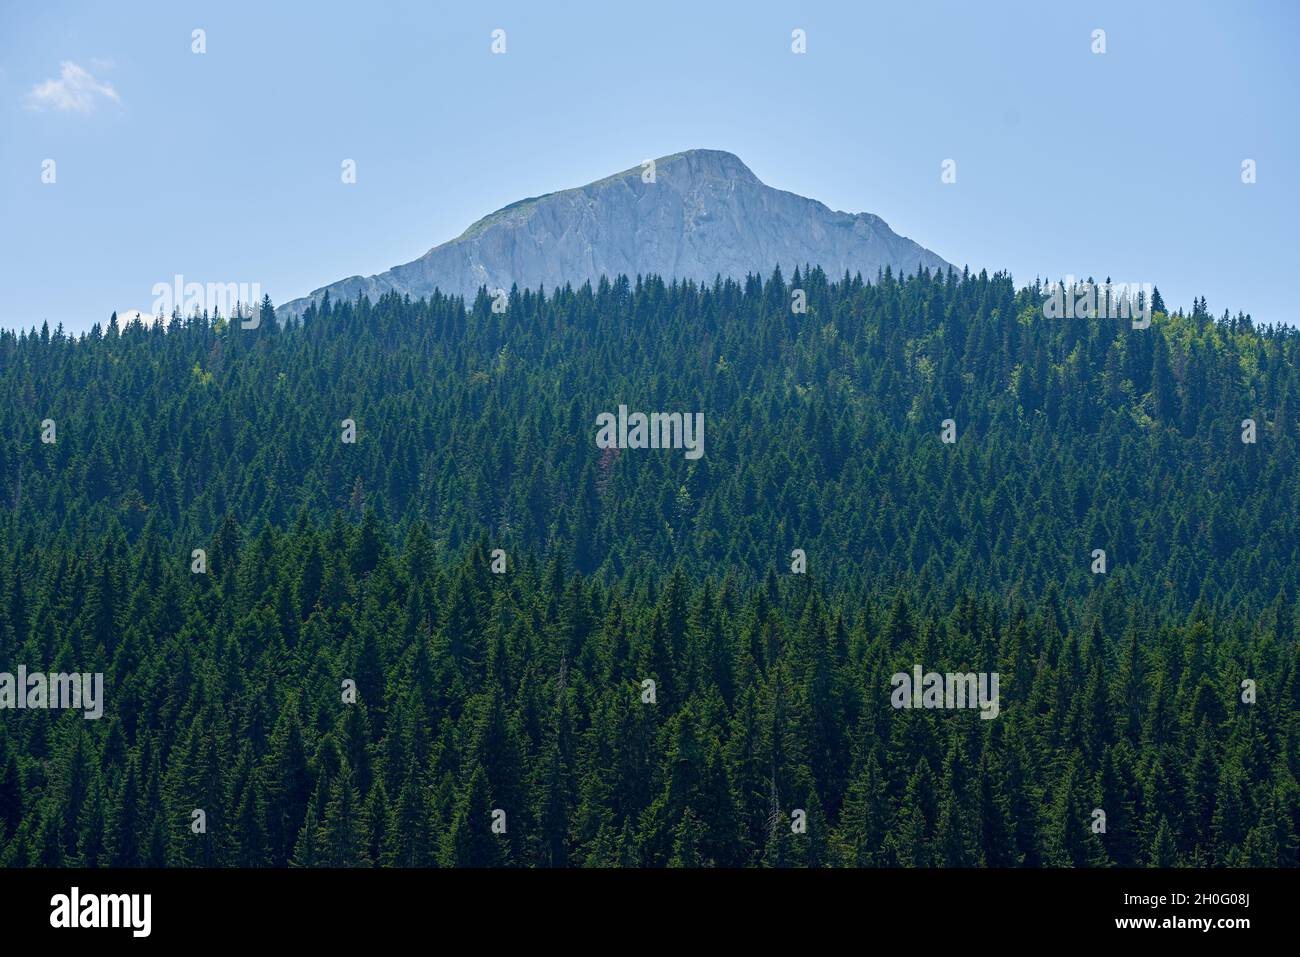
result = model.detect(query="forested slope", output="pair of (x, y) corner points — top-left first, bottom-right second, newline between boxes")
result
(1, 267), (1297, 866)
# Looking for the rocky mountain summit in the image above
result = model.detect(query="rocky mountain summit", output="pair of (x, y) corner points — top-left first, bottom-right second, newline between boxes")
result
(277, 149), (951, 319)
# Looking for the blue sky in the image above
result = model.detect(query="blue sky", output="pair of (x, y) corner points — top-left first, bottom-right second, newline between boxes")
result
(2, 0), (1297, 333)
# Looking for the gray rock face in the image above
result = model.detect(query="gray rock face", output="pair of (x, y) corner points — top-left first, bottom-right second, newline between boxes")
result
(277, 149), (951, 319)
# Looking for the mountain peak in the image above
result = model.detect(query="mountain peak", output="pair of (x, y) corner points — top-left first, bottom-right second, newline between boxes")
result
(655, 148), (758, 180)
(279, 151), (951, 318)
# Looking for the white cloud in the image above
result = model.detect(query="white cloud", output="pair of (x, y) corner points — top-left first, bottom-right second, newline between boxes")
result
(25, 61), (120, 113)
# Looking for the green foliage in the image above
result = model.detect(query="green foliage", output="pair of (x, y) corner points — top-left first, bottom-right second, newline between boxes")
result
(1, 268), (1297, 867)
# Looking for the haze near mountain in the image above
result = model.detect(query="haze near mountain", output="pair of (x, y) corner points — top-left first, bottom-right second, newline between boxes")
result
(278, 149), (952, 319)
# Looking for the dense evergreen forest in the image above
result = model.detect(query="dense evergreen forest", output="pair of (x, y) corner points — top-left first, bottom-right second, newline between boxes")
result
(1, 267), (1298, 866)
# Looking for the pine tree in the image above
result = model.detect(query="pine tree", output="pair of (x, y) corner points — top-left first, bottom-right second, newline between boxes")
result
(383, 770), (434, 867)
(1148, 816), (1179, 867)
(105, 757), (143, 868)
(445, 766), (504, 868)
(319, 767), (371, 867)
(0, 740), (23, 842)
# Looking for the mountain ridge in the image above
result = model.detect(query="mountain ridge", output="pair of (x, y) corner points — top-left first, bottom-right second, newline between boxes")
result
(277, 149), (953, 319)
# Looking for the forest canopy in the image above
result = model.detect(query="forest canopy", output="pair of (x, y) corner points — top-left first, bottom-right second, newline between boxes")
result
(1, 267), (1297, 867)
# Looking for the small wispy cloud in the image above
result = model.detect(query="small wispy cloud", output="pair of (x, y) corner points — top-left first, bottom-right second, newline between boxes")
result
(25, 61), (120, 113)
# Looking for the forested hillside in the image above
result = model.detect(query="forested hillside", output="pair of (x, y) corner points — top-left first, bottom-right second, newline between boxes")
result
(1, 267), (1298, 866)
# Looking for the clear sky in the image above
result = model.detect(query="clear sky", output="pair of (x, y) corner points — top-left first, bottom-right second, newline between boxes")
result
(2, 0), (1297, 333)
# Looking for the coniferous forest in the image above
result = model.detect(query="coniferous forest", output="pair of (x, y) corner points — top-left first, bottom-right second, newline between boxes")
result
(2, 267), (1298, 867)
